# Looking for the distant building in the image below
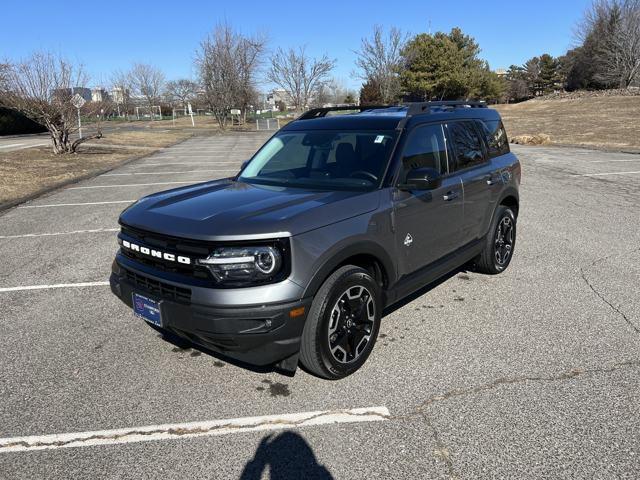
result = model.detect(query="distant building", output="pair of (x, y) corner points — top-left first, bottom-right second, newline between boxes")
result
(111, 86), (129, 105)
(91, 88), (109, 102)
(71, 87), (91, 101)
(266, 89), (294, 110)
(51, 86), (92, 102)
(495, 68), (508, 78)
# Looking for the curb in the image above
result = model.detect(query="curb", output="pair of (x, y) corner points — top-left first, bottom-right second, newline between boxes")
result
(0, 136), (193, 215)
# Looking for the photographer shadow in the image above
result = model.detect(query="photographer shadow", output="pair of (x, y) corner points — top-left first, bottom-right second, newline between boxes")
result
(240, 431), (333, 480)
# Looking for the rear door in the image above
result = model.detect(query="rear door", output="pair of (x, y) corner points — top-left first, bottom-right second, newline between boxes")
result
(446, 121), (496, 244)
(392, 123), (464, 277)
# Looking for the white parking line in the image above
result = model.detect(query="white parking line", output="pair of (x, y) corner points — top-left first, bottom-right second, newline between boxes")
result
(19, 200), (135, 209)
(133, 162), (240, 167)
(0, 281), (110, 293)
(0, 407), (390, 452)
(574, 170), (640, 177)
(68, 181), (198, 189)
(587, 159), (640, 163)
(0, 228), (118, 239)
(103, 169), (234, 176)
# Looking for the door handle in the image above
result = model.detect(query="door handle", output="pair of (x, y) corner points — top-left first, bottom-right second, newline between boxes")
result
(486, 178), (497, 185)
(443, 191), (459, 201)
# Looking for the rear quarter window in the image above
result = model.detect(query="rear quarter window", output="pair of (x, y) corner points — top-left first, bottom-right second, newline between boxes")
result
(447, 121), (485, 171)
(479, 120), (510, 158)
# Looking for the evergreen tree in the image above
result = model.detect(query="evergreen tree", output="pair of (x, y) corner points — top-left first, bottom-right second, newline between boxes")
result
(399, 27), (499, 101)
(538, 54), (559, 93)
(359, 78), (383, 105)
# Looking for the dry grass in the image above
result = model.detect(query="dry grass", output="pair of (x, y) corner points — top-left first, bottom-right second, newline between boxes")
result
(495, 96), (640, 151)
(90, 129), (193, 148)
(0, 146), (146, 206)
(0, 128), (193, 208)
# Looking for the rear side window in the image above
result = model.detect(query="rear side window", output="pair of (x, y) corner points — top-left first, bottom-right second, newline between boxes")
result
(401, 124), (448, 175)
(447, 121), (485, 171)
(479, 120), (510, 158)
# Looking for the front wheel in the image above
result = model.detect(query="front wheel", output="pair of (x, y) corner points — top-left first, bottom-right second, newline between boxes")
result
(474, 206), (517, 274)
(299, 265), (382, 380)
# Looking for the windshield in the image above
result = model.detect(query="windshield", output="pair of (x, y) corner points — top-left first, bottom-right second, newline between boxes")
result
(239, 130), (397, 191)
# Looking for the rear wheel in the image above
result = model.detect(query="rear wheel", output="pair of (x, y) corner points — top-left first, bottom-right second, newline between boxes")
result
(475, 205), (517, 274)
(300, 265), (382, 380)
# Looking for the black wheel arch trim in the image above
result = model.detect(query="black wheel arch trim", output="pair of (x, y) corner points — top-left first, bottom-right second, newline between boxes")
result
(302, 240), (396, 300)
(498, 187), (519, 214)
(475, 186), (519, 245)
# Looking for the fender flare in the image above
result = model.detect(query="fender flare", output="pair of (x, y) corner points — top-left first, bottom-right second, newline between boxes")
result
(301, 239), (396, 299)
(497, 187), (520, 215)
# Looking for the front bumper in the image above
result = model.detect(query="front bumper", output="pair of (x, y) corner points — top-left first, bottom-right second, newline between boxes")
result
(110, 256), (311, 368)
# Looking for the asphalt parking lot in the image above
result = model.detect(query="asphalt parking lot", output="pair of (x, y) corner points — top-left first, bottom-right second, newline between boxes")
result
(1, 134), (639, 479)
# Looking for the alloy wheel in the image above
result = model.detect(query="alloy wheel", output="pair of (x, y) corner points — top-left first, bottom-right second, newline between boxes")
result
(327, 286), (375, 364)
(494, 216), (514, 265)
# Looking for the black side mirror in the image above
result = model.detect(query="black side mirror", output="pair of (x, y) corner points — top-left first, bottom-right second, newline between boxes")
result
(398, 167), (442, 191)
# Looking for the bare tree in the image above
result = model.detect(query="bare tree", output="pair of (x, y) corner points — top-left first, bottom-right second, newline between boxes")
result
(266, 47), (335, 111)
(0, 63), (8, 92)
(314, 77), (357, 106)
(196, 23), (266, 128)
(110, 69), (134, 118)
(353, 25), (407, 104)
(0, 52), (102, 154)
(235, 34), (267, 120)
(164, 79), (199, 108)
(580, 0), (640, 88)
(128, 63), (165, 115)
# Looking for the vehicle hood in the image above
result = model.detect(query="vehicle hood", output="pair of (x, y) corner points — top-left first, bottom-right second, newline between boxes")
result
(119, 179), (380, 240)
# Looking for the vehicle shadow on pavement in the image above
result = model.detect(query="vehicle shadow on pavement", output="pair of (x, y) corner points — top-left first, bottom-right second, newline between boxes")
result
(383, 265), (469, 317)
(152, 325), (296, 377)
(240, 432), (333, 480)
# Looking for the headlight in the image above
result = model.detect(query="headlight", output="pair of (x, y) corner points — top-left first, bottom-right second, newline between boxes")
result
(197, 245), (284, 285)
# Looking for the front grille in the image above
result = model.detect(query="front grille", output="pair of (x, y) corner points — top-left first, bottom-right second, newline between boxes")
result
(124, 269), (191, 302)
(118, 223), (290, 288)
(121, 249), (210, 279)
(120, 225), (212, 280)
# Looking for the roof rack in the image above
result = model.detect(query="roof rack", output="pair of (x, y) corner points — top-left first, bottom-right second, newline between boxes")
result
(297, 105), (391, 120)
(294, 101), (488, 122)
(405, 101), (487, 115)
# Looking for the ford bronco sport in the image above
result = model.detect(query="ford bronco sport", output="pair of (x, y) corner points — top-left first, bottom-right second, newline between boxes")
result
(110, 102), (521, 379)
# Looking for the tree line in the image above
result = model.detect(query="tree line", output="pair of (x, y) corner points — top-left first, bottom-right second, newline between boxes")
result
(357, 0), (639, 104)
(506, 0), (640, 101)
(0, 0), (638, 154)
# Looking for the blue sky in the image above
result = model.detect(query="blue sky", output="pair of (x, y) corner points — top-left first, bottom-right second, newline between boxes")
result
(2, 0), (592, 90)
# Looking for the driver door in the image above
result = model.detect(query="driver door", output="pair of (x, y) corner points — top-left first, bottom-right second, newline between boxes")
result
(392, 123), (464, 278)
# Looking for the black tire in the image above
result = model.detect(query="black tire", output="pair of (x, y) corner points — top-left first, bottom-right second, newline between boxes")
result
(299, 265), (382, 380)
(475, 205), (517, 274)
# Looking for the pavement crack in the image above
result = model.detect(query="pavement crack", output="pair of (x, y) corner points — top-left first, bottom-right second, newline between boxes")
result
(409, 360), (640, 415)
(421, 413), (459, 480)
(580, 264), (640, 334)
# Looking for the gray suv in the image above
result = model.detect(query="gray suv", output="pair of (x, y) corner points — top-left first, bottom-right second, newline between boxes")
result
(110, 102), (521, 379)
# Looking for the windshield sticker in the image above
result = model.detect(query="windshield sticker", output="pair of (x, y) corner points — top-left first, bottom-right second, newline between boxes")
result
(374, 135), (385, 144)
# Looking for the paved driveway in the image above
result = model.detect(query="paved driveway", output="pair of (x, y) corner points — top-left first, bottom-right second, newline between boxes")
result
(0, 136), (638, 479)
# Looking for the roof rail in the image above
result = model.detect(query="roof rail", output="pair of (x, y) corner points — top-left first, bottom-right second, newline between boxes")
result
(297, 105), (392, 120)
(294, 101), (488, 123)
(405, 101), (487, 115)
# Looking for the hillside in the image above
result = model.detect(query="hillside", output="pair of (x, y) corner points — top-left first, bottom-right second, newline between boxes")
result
(495, 94), (640, 152)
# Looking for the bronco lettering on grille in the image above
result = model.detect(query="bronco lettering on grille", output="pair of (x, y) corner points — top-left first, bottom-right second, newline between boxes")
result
(121, 239), (192, 265)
